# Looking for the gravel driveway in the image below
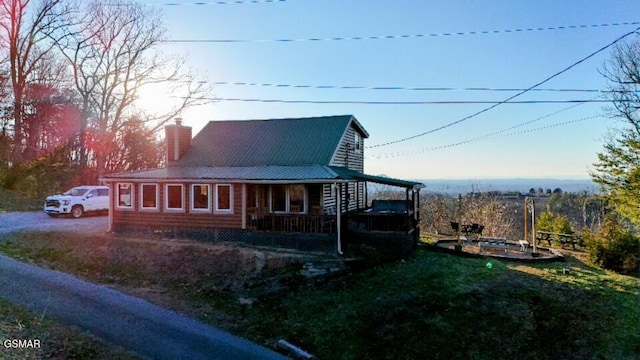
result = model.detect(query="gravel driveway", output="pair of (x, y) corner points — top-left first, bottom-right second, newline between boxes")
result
(0, 211), (108, 234)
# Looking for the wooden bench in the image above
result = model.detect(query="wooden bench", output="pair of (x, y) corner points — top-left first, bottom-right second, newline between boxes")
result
(478, 236), (506, 244)
(478, 241), (509, 254)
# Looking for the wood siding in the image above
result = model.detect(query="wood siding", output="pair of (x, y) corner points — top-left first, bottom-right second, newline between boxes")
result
(330, 122), (364, 172)
(323, 184), (336, 215)
(322, 182), (365, 215)
(111, 182), (242, 230)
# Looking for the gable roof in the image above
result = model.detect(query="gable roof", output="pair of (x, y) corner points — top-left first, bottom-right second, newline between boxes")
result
(177, 115), (368, 167)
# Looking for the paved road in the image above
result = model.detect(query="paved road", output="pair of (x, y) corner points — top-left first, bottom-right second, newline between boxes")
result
(0, 213), (287, 359)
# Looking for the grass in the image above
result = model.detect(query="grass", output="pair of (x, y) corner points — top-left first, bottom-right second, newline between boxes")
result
(0, 188), (42, 212)
(0, 298), (139, 360)
(0, 231), (639, 359)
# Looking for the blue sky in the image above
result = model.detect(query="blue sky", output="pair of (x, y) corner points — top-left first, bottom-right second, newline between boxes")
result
(140, 0), (640, 180)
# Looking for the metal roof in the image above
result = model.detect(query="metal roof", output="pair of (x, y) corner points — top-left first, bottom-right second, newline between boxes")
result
(329, 166), (425, 190)
(101, 165), (424, 190)
(178, 115), (368, 167)
(102, 165), (343, 182)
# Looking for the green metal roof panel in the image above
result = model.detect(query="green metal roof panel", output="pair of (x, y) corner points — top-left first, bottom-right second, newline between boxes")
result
(179, 115), (362, 167)
(101, 165), (342, 181)
(329, 166), (425, 190)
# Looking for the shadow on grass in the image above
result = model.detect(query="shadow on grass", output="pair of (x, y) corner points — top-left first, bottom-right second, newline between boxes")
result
(239, 249), (640, 360)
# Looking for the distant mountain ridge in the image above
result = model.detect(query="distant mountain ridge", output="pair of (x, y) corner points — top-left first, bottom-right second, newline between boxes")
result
(413, 178), (598, 195)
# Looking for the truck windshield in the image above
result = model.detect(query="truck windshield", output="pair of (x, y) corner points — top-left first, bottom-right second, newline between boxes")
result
(64, 188), (89, 196)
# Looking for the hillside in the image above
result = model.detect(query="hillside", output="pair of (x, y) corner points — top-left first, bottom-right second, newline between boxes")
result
(0, 231), (637, 359)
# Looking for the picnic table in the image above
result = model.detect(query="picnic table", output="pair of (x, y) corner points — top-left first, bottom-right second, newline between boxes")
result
(451, 222), (485, 239)
(535, 231), (581, 249)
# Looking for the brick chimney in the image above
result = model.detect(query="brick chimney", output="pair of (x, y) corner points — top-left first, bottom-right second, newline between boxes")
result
(165, 118), (192, 165)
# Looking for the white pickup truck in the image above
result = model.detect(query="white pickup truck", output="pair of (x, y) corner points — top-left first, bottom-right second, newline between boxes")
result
(44, 186), (110, 218)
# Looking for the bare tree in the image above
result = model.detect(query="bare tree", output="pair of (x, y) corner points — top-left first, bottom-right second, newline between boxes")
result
(0, 0), (71, 165)
(54, 0), (211, 180)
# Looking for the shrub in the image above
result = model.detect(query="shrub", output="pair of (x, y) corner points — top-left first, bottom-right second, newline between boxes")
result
(583, 214), (640, 274)
(537, 211), (573, 234)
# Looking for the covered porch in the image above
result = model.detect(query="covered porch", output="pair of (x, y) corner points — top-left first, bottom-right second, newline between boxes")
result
(243, 169), (424, 256)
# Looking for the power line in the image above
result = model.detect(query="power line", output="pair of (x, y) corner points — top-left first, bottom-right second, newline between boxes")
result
(153, 0), (288, 5)
(176, 96), (621, 105)
(367, 26), (640, 149)
(368, 115), (602, 159)
(368, 99), (594, 157)
(211, 81), (609, 93)
(163, 21), (640, 43)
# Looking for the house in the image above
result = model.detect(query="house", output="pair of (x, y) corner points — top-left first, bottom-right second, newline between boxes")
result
(100, 115), (424, 255)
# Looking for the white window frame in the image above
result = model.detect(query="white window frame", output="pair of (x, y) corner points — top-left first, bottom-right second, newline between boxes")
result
(215, 184), (233, 213)
(165, 184), (184, 211)
(116, 182), (134, 210)
(191, 184), (211, 212)
(140, 183), (158, 211)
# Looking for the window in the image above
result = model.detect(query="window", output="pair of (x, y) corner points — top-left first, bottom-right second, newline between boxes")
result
(354, 133), (361, 152)
(270, 185), (306, 213)
(97, 189), (109, 197)
(192, 184), (210, 211)
(141, 184), (158, 210)
(215, 184), (232, 212)
(116, 183), (133, 208)
(165, 184), (184, 211)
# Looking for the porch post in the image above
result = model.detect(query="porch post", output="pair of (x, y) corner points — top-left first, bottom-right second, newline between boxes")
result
(335, 182), (343, 255)
(241, 183), (247, 229)
(364, 182), (368, 208)
(107, 182), (113, 232)
(416, 189), (420, 222)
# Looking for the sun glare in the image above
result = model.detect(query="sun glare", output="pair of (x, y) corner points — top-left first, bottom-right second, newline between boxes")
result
(134, 82), (177, 115)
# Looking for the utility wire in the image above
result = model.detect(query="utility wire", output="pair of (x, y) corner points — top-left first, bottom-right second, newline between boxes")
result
(367, 26), (640, 149)
(151, 0), (287, 5)
(163, 21), (640, 43)
(211, 81), (609, 93)
(176, 96), (622, 105)
(368, 115), (602, 159)
(368, 99), (595, 158)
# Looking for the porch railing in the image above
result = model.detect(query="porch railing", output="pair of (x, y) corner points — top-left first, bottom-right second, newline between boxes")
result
(249, 214), (337, 234)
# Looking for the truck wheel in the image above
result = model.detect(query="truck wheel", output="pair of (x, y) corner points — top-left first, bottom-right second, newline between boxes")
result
(71, 206), (84, 218)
